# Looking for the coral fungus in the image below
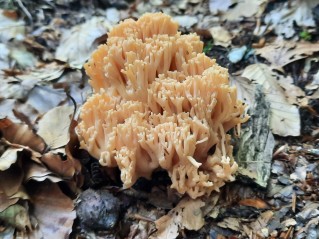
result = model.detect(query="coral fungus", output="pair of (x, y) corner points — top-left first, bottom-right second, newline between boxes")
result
(77, 13), (248, 198)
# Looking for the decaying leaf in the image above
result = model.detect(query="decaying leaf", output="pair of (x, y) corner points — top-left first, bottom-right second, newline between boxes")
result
(55, 17), (112, 68)
(152, 198), (205, 239)
(264, 0), (317, 38)
(0, 204), (32, 231)
(235, 86), (274, 187)
(37, 105), (74, 149)
(26, 181), (76, 239)
(242, 64), (300, 136)
(256, 38), (319, 67)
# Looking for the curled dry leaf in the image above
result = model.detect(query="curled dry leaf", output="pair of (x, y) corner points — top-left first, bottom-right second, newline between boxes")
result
(23, 161), (61, 183)
(55, 17), (112, 68)
(0, 148), (23, 171)
(256, 38), (319, 68)
(25, 181), (76, 239)
(241, 64), (300, 136)
(37, 105), (74, 149)
(238, 198), (269, 209)
(0, 118), (45, 153)
(41, 151), (81, 179)
(152, 198), (205, 239)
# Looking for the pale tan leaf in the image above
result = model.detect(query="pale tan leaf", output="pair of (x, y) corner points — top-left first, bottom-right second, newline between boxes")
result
(0, 148), (23, 171)
(37, 105), (74, 149)
(209, 26), (231, 47)
(153, 198), (205, 239)
(221, 0), (267, 21)
(209, 0), (235, 15)
(26, 181), (76, 239)
(242, 64), (300, 136)
(256, 38), (319, 67)
(55, 17), (112, 68)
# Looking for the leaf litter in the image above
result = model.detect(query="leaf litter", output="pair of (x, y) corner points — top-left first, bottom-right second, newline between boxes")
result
(1, 0), (319, 238)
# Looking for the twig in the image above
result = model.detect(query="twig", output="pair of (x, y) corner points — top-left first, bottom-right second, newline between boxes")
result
(14, 0), (33, 27)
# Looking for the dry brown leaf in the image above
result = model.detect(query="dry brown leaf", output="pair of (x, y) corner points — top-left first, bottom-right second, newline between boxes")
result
(0, 118), (46, 153)
(26, 181), (76, 239)
(0, 164), (23, 197)
(37, 105), (74, 149)
(152, 198), (205, 239)
(55, 17), (112, 68)
(238, 198), (269, 209)
(242, 64), (300, 136)
(23, 161), (61, 183)
(41, 151), (81, 179)
(256, 39), (319, 67)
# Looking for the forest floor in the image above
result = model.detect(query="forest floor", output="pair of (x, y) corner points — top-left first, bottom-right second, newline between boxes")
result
(1, 0), (319, 238)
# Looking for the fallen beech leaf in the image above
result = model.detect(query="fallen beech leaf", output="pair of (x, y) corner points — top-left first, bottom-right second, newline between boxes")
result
(152, 198), (205, 239)
(55, 17), (112, 68)
(0, 118), (46, 153)
(242, 64), (300, 136)
(239, 198), (269, 209)
(256, 39), (319, 67)
(37, 105), (74, 149)
(209, 0), (234, 15)
(0, 148), (23, 171)
(209, 26), (231, 47)
(264, 0), (317, 38)
(0, 204), (32, 231)
(220, 0), (267, 21)
(41, 152), (80, 178)
(24, 161), (61, 183)
(26, 85), (66, 114)
(0, 164), (23, 197)
(26, 181), (76, 239)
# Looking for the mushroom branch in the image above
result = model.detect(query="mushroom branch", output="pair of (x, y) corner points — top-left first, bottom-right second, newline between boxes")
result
(76, 13), (248, 199)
